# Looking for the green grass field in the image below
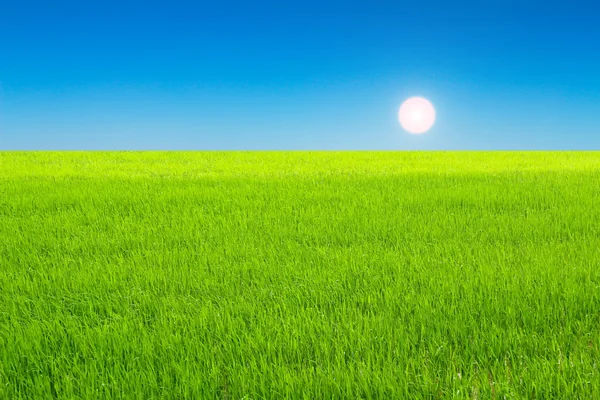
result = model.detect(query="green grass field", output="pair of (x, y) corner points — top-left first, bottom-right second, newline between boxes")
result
(1, 151), (600, 399)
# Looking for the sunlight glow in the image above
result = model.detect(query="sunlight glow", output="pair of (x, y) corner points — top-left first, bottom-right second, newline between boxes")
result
(398, 97), (436, 134)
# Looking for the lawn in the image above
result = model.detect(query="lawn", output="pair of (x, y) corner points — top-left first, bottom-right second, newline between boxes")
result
(1, 151), (600, 399)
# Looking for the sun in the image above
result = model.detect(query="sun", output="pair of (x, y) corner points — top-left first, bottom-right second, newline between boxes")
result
(398, 97), (436, 134)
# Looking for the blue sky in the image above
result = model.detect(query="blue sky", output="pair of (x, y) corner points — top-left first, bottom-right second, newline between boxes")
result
(1, 0), (599, 150)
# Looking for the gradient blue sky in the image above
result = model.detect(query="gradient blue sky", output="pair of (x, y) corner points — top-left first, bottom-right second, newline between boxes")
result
(1, 0), (599, 150)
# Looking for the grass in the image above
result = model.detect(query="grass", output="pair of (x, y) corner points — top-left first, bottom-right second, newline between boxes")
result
(1, 151), (600, 399)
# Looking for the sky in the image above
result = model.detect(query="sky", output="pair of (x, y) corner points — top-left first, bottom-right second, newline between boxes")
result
(1, 0), (599, 150)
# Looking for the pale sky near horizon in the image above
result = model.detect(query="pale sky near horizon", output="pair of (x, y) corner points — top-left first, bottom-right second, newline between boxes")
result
(1, 0), (599, 150)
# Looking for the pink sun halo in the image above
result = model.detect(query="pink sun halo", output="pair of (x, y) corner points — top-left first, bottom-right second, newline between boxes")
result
(398, 97), (436, 134)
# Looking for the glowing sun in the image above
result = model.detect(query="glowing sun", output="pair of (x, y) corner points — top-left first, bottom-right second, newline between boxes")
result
(398, 97), (436, 134)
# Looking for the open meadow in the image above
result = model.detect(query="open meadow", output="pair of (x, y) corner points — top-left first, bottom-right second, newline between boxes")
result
(1, 151), (600, 399)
